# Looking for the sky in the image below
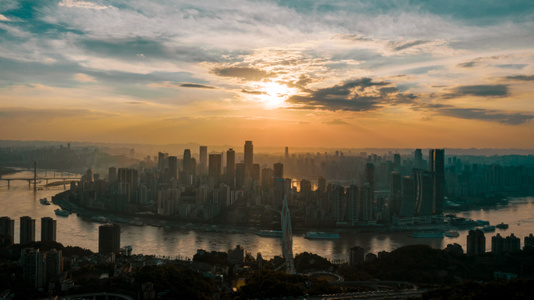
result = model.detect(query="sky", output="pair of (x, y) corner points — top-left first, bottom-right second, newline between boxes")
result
(1, 0), (534, 149)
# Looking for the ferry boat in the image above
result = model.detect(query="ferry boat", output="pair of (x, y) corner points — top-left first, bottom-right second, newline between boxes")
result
(40, 198), (51, 205)
(54, 209), (70, 217)
(411, 231), (444, 238)
(256, 230), (283, 237)
(91, 216), (108, 223)
(444, 230), (460, 237)
(304, 231), (340, 239)
(482, 225), (496, 232)
(496, 222), (509, 229)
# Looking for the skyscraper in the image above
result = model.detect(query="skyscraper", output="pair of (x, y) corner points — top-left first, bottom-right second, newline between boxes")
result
(0, 216), (14, 241)
(389, 172), (402, 216)
(226, 148), (235, 178)
(281, 195), (295, 274)
(199, 146), (208, 175)
(98, 224), (120, 254)
(167, 156), (178, 180)
(467, 229), (485, 255)
(244, 141), (253, 178)
(41, 217), (56, 242)
(429, 149), (445, 215)
(414, 149), (423, 169)
(209, 153), (222, 187)
(347, 185), (359, 222)
(273, 163), (283, 181)
(20, 216), (35, 245)
(285, 147), (289, 159)
(21, 248), (44, 289)
(413, 170), (433, 217)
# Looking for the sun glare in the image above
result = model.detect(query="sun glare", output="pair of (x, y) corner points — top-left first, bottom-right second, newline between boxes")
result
(256, 82), (297, 109)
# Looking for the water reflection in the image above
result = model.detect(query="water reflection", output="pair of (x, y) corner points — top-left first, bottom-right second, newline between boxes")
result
(2, 170), (534, 259)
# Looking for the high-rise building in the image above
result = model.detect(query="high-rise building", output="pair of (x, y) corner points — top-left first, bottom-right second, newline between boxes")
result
(347, 185), (359, 222)
(281, 195), (295, 274)
(183, 149), (192, 175)
(41, 217), (56, 242)
(273, 163), (284, 181)
(44, 249), (62, 283)
(414, 149), (423, 169)
(467, 229), (485, 255)
(360, 182), (373, 221)
(199, 146), (208, 175)
(429, 149), (445, 215)
(0, 216), (14, 241)
(21, 248), (44, 289)
(332, 185), (345, 222)
(157, 152), (165, 173)
(261, 168), (274, 193)
(226, 148), (235, 178)
(399, 176), (415, 218)
(393, 153), (401, 171)
(108, 167), (117, 183)
(525, 234), (534, 249)
(209, 153), (222, 187)
(349, 246), (365, 267)
(492, 233), (504, 254)
(20, 216), (35, 245)
(167, 156), (178, 180)
(389, 172), (402, 216)
(98, 224), (120, 254)
(244, 141), (253, 178)
(413, 170), (433, 217)
(504, 233), (521, 253)
(365, 163), (375, 202)
(285, 147), (289, 159)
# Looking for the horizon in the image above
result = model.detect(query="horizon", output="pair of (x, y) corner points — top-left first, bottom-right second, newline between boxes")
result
(1, 1), (534, 148)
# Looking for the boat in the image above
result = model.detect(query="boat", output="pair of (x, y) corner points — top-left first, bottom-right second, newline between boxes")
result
(304, 231), (340, 239)
(496, 222), (509, 229)
(256, 230), (283, 237)
(482, 225), (496, 232)
(444, 230), (460, 237)
(54, 209), (70, 217)
(40, 198), (51, 205)
(411, 231), (444, 238)
(91, 216), (108, 223)
(128, 220), (144, 226)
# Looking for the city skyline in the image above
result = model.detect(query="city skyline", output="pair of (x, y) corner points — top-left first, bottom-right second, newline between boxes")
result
(1, 1), (534, 148)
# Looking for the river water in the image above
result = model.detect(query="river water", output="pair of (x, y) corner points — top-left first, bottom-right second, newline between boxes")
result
(1, 170), (533, 260)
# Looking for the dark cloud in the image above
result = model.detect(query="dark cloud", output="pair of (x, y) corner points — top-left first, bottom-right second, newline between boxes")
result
(179, 83), (216, 89)
(445, 85), (509, 98)
(436, 107), (533, 125)
(286, 77), (417, 111)
(241, 89), (266, 95)
(285, 74), (312, 89)
(495, 64), (527, 69)
(505, 75), (534, 81)
(457, 61), (478, 68)
(212, 67), (273, 81)
(391, 40), (429, 51)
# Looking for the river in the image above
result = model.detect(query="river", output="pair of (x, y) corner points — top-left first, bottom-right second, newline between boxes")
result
(1, 169), (533, 260)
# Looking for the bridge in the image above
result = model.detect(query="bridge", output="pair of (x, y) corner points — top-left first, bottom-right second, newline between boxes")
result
(0, 161), (81, 190)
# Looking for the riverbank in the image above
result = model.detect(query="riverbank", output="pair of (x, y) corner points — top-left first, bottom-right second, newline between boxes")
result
(0, 167), (20, 177)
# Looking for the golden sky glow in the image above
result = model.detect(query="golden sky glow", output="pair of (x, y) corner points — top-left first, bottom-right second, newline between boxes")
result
(1, 1), (534, 148)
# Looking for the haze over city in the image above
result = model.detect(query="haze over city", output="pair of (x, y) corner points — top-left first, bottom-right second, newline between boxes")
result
(1, 0), (534, 148)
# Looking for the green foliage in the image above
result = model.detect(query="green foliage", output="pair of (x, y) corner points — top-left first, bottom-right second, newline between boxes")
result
(134, 264), (217, 300)
(294, 252), (334, 272)
(193, 249), (228, 266)
(236, 270), (340, 299)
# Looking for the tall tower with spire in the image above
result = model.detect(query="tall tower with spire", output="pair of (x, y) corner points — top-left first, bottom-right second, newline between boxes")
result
(281, 195), (295, 274)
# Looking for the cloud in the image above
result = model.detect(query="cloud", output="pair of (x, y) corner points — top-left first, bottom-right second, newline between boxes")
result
(241, 89), (266, 95)
(286, 77), (416, 111)
(0, 107), (117, 120)
(74, 73), (96, 83)
(444, 85), (509, 98)
(505, 75), (534, 81)
(324, 119), (348, 125)
(0, 14), (10, 22)
(494, 64), (527, 69)
(58, 0), (108, 10)
(431, 106), (533, 125)
(212, 67), (273, 81)
(390, 40), (429, 51)
(179, 83), (216, 89)
(148, 81), (216, 89)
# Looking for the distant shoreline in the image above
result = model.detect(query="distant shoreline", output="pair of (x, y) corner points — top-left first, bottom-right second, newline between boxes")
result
(0, 167), (20, 177)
